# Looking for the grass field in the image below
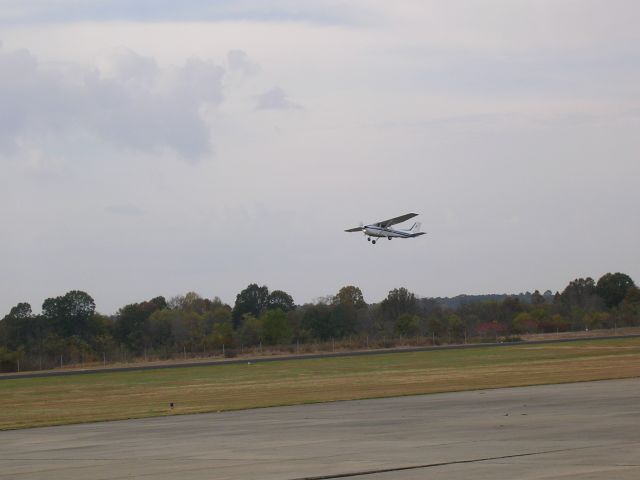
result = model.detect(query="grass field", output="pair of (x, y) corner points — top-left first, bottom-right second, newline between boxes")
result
(2, 337), (640, 430)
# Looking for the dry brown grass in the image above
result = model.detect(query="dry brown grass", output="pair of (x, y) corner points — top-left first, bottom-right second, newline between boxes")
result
(2, 337), (639, 430)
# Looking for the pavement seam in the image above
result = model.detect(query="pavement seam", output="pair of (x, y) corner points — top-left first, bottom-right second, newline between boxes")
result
(289, 447), (592, 480)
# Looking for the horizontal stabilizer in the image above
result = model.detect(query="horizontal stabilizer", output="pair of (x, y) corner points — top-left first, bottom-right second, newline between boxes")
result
(345, 227), (364, 232)
(410, 232), (426, 237)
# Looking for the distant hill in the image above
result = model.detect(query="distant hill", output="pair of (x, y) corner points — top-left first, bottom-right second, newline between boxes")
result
(424, 290), (555, 310)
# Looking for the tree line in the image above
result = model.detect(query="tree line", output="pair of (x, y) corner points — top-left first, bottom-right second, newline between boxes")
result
(1, 272), (639, 372)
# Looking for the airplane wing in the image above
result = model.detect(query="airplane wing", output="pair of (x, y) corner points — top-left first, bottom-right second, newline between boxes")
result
(374, 213), (419, 228)
(345, 226), (364, 232)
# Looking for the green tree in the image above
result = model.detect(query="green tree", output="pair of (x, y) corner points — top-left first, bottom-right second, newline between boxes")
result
(583, 311), (612, 330)
(381, 287), (417, 321)
(149, 296), (168, 310)
(238, 314), (263, 346)
(328, 303), (358, 339)
(500, 297), (523, 331)
(621, 287), (640, 322)
(333, 286), (366, 308)
(446, 313), (466, 342)
(43, 333), (66, 358)
(0, 302), (35, 350)
(267, 290), (296, 312)
(170, 292), (223, 314)
(513, 312), (538, 334)
(203, 306), (232, 334)
(147, 309), (176, 351)
(65, 335), (91, 363)
(0, 346), (18, 372)
(90, 332), (115, 357)
(559, 278), (600, 310)
(42, 291), (96, 340)
(114, 297), (166, 353)
(186, 311), (207, 346)
(531, 290), (545, 305)
(169, 310), (206, 350)
(205, 320), (235, 349)
(624, 286), (640, 305)
(232, 284), (269, 327)
(426, 315), (446, 342)
(182, 292), (205, 311)
(261, 309), (292, 345)
(395, 313), (420, 336)
(596, 272), (635, 309)
(301, 304), (332, 340)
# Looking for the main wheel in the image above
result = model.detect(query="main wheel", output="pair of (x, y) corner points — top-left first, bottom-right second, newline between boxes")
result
(367, 237), (371, 242)
(372, 240), (376, 244)
(388, 237), (392, 240)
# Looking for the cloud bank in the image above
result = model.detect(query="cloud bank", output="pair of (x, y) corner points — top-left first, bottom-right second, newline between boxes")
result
(0, 0), (364, 26)
(0, 46), (225, 161)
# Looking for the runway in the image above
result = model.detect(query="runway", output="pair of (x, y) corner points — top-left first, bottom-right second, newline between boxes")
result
(1, 378), (639, 479)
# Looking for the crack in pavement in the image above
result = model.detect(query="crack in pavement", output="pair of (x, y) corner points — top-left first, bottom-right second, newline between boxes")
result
(289, 447), (593, 480)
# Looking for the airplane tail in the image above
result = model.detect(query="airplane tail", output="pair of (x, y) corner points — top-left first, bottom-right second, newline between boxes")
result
(409, 222), (426, 237)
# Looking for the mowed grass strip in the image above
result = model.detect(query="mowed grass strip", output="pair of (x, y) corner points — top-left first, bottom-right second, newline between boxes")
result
(2, 337), (640, 430)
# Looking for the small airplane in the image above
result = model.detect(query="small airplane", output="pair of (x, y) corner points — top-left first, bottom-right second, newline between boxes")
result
(345, 213), (426, 244)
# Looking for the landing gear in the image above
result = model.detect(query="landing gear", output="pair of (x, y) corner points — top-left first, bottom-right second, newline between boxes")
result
(387, 236), (392, 240)
(372, 239), (377, 244)
(367, 237), (371, 242)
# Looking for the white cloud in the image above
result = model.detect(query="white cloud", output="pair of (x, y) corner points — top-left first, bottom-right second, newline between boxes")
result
(0, 45), (225, 162)
(255, 86), (301, 110)
(227, 49), (260, 76)
(97, 47), (158, 85)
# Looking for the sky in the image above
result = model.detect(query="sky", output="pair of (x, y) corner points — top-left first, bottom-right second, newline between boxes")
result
(1, 0), (639, 314)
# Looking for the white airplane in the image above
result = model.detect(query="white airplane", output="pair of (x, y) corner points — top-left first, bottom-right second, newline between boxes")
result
(345, 213), (426, 244)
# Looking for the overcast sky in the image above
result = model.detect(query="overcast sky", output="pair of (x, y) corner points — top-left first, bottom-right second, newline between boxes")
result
(1, 1), (639, 314)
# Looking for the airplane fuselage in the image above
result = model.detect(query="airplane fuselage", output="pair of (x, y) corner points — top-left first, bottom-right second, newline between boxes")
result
(363, 225), (415, 238)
